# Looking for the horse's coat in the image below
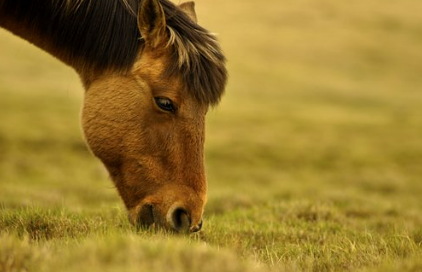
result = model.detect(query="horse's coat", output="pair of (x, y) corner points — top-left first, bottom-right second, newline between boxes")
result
(0, 0), (227, 232)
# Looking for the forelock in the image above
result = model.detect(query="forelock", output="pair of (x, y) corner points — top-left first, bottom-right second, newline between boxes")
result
(161, 2), (228, 106)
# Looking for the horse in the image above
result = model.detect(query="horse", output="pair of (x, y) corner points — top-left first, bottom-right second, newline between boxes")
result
(0, 0), (227, 233)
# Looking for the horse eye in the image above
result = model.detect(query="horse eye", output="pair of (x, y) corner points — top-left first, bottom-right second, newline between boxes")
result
(154, 97), (176, 113)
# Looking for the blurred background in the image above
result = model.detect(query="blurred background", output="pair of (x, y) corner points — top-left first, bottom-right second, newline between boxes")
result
(1, 0), (422, 229)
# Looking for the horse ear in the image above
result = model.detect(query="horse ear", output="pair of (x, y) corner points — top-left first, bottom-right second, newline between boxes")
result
(138, 0), (167, 48)
(179, 2), (198, 23)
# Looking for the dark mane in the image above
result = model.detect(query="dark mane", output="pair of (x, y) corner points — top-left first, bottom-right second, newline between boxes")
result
(159, 1), (227, 106)
(0, 0), (227, 105)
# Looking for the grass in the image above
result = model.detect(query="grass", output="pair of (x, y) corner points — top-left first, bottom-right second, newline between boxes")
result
(1, 0), (422, 271)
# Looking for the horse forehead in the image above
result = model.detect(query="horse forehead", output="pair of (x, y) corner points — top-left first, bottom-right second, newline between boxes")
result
(133, 48), (168, 74)
(130, 51), (209, 114)
(131, 53), (179, 91)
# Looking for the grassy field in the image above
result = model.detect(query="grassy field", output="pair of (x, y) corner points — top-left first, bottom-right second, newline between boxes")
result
(1, 0), (422, 271)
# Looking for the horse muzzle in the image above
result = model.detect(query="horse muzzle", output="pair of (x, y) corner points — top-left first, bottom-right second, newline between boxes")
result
(129, 202), (203, 233)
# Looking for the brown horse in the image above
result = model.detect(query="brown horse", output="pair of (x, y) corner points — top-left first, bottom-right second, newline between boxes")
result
(0, 0), (227, 233)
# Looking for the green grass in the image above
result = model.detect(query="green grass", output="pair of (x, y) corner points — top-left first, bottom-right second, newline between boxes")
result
(1, 0), (422, 271)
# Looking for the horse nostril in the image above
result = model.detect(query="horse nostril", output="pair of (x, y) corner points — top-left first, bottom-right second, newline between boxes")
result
(137, 204), (155, 229)
(168, 207), (191, 232)
(190, 219), (203, 233)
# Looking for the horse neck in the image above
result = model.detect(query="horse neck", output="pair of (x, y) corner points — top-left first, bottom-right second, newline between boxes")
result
(0, 8), (83, 74)
(0, 0), (141, 86)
